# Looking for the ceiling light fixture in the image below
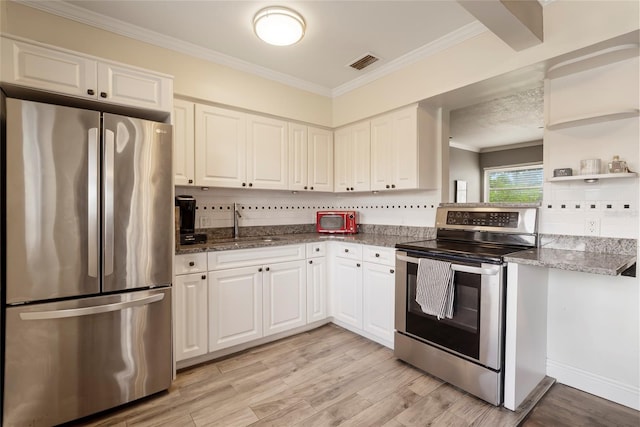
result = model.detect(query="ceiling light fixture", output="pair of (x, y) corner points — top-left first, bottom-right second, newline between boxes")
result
(253, 6), (305, 46)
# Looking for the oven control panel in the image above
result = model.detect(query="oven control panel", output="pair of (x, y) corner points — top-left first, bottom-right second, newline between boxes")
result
(446, 211), (519, 228)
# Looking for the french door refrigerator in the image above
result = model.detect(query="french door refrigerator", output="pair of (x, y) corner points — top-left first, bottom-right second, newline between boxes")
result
(1, 96), (174, 426)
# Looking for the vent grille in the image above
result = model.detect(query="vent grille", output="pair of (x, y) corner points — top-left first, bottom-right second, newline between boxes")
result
(348, 53), (379, 70)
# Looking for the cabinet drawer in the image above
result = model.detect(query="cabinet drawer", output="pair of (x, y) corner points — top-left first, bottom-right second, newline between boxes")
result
(208, 244), (305, 270)
(334, 242), (362, 260)
(306, 242), (327, 258)
(175, 253), (208, 274)
(363, 245), (395, 266)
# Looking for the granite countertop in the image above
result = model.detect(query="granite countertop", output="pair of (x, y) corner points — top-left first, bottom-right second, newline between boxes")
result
(176, 232), (415, 254)
(504, 248), (636, 276)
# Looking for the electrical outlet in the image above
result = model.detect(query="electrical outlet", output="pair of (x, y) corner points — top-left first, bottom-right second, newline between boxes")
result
(584, 218), (600, 236)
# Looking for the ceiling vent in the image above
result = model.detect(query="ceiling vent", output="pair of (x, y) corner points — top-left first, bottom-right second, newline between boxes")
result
(348, 53), (380, 70)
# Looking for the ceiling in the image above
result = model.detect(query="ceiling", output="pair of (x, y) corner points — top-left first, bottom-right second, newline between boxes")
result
(22, 0), (548, 150)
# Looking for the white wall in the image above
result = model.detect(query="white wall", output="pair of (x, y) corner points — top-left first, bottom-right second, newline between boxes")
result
(546, 270), (639, 410)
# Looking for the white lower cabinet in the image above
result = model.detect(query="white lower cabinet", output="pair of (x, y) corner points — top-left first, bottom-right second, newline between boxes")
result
(174, 272), (209, 361)
(330, 243), (395, 348)
(263, 260), (307, 337)
(362, 261), (395, 346)
(332, 256), (364, 329)
(208, 266), (263, 352)
(306, 241), (328, 323)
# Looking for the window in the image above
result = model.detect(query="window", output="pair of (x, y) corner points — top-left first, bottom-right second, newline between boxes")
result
(484, 164), (543, 203)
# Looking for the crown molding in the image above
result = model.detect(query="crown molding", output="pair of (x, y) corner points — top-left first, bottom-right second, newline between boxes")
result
(17, 0), (487, 99)
(449, 141), (481, 153)
(331, 21), (488, 97)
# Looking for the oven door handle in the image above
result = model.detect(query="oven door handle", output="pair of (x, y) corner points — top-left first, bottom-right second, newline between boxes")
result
(396, 254), (501, 276)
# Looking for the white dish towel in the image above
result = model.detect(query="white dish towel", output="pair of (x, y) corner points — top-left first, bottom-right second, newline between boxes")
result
(415, 258), (455, 320)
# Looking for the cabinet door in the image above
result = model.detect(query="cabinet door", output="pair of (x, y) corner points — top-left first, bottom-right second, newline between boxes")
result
(362, 262), (395, 347)
(173, 99), (195, 186)
(263, 260), (307, 337)
(306, 257), (327, 323)
(308, 127), (334, 192)
(209, 266), (262, 351)
(391, 107), (418, 190)
(288, 123), (308, 191)
(195, 105), (246, 188)
(97, 61), (172, 111)
(247, 115), (288, 190)
(351, 121), (371, 191)
(332, 257), (363, 329)
(1, 38), (97, 99)
(175, 272), (208, 361)
(370, 115), (393, 191)
(334, 128), (352, 192)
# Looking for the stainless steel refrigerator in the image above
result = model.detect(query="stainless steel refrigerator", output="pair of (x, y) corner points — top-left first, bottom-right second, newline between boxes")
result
(1, 96), (174, 426)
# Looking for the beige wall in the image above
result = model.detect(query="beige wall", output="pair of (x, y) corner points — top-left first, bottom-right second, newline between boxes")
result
(2, 2), (333, 127)
(332, 0), (640, 127)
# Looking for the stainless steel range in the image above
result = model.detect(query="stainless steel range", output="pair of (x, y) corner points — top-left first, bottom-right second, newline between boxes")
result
(394, 205), (538, 405)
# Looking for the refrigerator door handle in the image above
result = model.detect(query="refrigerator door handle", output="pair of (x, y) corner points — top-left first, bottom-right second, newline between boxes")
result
(104, 129), (115, 276)
(88, 128), (99, 278)
(18, 294), (165, 320)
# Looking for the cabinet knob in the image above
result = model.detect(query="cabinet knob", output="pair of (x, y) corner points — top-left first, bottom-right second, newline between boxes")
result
(386, 185), (390, 189)
(266, 267), (270, 271)
(201, 274), (207, 280)
(189, 261), (195, 267)
(100, 92), (108, 98)
(356, 263), (361, 267)
(391, 184), (396, 189)
(249, 182), (253, 187)
(390, 269), (395, 274)
(350, 187), (354, 191)
(310, 186), (314, 190)
(346, 187), (349, 191)
(309, 260), (313, 264)
(344, 249), (349, 253)
(242, 182), (247, 187)
(87, 89), (95, 95)
(375, 253), (380, 257)
(258, 267), (262, 272)
(315, 248), (320, 252)
(188, 179), (193, 184)
(304, 186), (308, 190)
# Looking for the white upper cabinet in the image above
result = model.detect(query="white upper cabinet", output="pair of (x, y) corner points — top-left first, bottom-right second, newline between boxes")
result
(195, 104), (247, 188)
(289, 124), (334, 192)
(247, 114), (288, 190)
(370, 105), (438, 191)
(193, 106), (288, 189)
(334, 121), (371, 192)
(97, 61), (172, 111)
(173, 99), (195, 186)
(1, 36), (173, 112)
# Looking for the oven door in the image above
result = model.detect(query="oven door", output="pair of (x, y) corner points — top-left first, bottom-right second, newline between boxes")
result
(395, 251), (505, 370)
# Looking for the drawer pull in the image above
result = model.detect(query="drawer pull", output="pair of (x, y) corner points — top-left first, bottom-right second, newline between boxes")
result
(344, 249), (349, 253)
(100, 92), (108, 98)
(315, 248), (320, 252)
(266, 267), (270, 271)
(258, 268), (262, 272)
(309, 260), (313, 264)
(87, 89), (95, 95)
(375, 253), (380, 257)
(189, 261), (195, 267)
(356, 263), (361, 267)
(201, 275), (206, 280)
(390, 269), (395, 274)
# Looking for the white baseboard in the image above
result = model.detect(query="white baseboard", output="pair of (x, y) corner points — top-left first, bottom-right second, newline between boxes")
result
(547, 359), (640, 410)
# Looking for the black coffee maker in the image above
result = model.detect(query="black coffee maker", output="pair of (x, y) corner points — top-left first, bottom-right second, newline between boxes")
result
(175, 195), (207, 245)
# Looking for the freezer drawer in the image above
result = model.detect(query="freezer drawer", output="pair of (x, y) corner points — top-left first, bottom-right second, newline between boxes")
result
(3, 288), (172, 427)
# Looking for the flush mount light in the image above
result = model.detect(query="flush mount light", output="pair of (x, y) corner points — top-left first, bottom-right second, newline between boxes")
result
(253, 6), (305, 46)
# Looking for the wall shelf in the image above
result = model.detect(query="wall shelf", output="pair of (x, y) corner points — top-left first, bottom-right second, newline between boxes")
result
(546, 43), (639, 79)
(548, 172), (637, 183)
(546, 109), (640, 130)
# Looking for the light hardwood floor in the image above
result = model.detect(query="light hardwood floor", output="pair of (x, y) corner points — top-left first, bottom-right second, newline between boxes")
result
(68, 324), (637, 427)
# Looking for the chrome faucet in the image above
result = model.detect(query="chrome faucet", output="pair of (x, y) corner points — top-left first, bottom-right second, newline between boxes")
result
(233, 203), (242, 239)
